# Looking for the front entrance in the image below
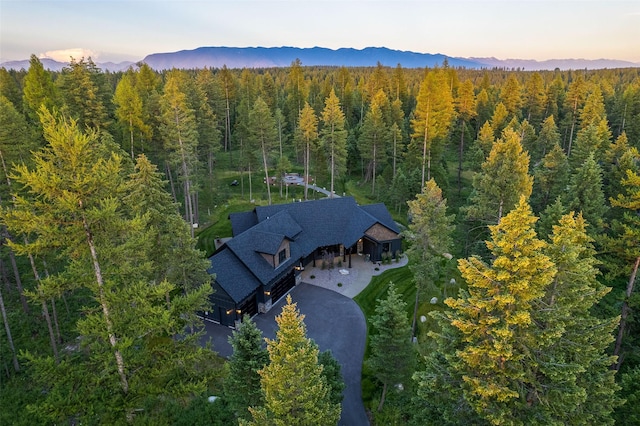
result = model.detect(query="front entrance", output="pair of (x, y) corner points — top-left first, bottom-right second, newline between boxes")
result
(270, 270), (296, 303)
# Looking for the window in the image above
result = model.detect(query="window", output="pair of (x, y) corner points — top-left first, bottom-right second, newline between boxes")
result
(278, 248), (287, 264)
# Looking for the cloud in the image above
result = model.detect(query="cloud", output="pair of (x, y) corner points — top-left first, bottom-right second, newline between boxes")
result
(39, 48), (98, 62)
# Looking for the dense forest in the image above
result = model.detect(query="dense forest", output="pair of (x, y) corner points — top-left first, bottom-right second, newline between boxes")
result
(1, 54), (640, 424)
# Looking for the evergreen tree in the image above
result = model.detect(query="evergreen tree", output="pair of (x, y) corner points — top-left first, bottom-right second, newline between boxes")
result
(410, 68), (455, 186)
(455, 79), (477, 193)
(160, 70), (199, 235)
(113, 70), (149, 159)
(416, 199), (620, 425)
(523, 72), (547, 127)
(499, 75), (523, 119)
(22, 55), (60, 125)
(244, 295), (341, 425)
(56, 57), (111, 130)
(318, 349), (346, 406)
(320, 89), (347, 198)
(358, 89), (389, 194)
(225, 315), (269, 420)
(609, 169), (640, 369)
(565, 153), (608, 235)
(123, 154), (209, 291)
(367, 283), (415, 412)
(406, 179), (455, 333)
(529, 115), (560, 167)
(531, 143), (569, 214)
(465, 128), (533, 225)
(294, 102), (319, 200)
(416, 198), (555, 425)
(532, 212), (620, 425)
(249, 97), (278, 205)
(2, 111), (216, 423)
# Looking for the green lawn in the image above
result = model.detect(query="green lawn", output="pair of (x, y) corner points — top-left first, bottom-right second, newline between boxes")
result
(195, 199), (258, 257)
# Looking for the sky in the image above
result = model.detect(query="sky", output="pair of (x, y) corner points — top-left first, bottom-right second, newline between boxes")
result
(1, 0), (639, 64)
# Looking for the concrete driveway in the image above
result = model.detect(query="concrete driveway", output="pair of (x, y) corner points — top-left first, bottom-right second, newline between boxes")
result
(203, 282), (369, 426)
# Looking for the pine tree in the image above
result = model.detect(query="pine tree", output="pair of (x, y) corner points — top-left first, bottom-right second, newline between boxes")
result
(523, 72), (547, 127)
(499, 75), (523, 119)
(318, 350), (346, 406)
(160, 70), (199, 235)
(565, 153), (608, 235)
(410, 68), (455, 186)
(530, 115), (560, 167)
(530, 212), (620, 425)
(415, 199), (620, 425)
(453, 198), (555, 424)
(455, 79), (477, 193)
(406, 179), (455, 334)
(320, 89), (347, 198)
(609, 169), (640, 369)
(22, 55), (60, 125)
(531, 143), (569, 214)
(2, 111), (215, 423)
(113, 70), (149, 160)
(294, 102), (319, 200)
(465, 128), (533, 225)
(415, 198), (555, 425)
(244, 295), (341, 425)
(56, 57), (111, 130)
(225, 315), (269, 420)
(123, 154), (209, 291)
(358, 89), (389, 194)
(249, 97), (278, 205)
(367, 283), (415, 412)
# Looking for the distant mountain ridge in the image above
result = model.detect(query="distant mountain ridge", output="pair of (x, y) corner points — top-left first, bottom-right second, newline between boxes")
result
(142, 46), (482, 69)
(2, 46), (639, 71)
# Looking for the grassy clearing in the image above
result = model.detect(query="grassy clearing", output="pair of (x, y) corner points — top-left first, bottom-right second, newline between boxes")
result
(195, 199), (258, 256)
(354, 260), (464, 415)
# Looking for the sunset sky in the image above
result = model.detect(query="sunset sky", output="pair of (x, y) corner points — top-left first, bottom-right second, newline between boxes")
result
(1, 0), (639, 64)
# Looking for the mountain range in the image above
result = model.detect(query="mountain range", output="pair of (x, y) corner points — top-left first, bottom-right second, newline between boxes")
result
(2, 46), (639, 72)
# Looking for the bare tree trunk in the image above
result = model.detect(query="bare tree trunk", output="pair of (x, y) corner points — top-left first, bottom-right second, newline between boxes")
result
(304, 140), (310, 201)
(81, 205), (129, 394)
(330, 132), (335, 198)
(372, 141), (377, 195)
(6, 237), (28, 313)
(458, 119), (465, 196)
(129, 116), (135, 160)
(392, 129), (397, 178)
(41, 296), (58, 361)
(0, 258), (9, 291)
(377, 382), (388, 412)
(421, 104), (430, 188)
(261, 137), (272, 205)
(51, 297), (61, 343)
(613, 255), (640, 370)
(165, 161), (177, 204)
(26, 247), (59, 361)
(0, 286), (19, 372)
(567, 98), (578, 157)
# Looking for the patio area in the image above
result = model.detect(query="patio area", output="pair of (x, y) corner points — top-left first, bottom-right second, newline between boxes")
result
(299, 252), (408, 298)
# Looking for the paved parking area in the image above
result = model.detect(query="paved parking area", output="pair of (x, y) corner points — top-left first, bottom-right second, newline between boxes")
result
(203, 283), (369, 426)
(202, 256), (409, 425)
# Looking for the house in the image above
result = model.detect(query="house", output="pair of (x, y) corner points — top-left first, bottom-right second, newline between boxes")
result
(205, 197), (402, 327)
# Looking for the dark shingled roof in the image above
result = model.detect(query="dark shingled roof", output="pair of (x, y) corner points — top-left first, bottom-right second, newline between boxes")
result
(208, 248), (260, 303)
(209, 197), (400, 303)
(360, 203), (400, 234)
(229, 211), (258, 236)
(251, 231), (286, 255)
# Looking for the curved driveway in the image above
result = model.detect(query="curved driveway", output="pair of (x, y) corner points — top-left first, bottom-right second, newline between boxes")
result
(203, 282), (369, 426)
